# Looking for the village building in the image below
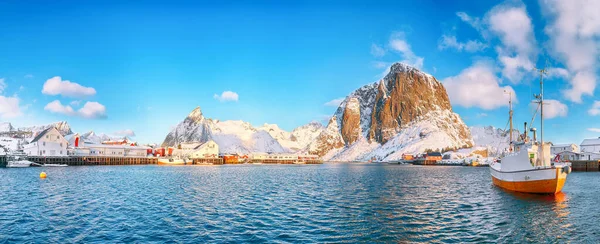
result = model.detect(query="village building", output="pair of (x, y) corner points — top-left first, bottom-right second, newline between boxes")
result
(172, 141), (219, 159)
(23, 127), (69, 157)
(551, 143), (579, 155)
(580, 138), (600, 154)
(190, 141), (219, 159)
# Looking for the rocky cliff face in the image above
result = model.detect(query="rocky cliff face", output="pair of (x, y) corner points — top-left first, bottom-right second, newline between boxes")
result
(308, 63), (473, 161)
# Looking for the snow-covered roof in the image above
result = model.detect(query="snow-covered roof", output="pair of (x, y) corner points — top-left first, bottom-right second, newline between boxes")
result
(581, 138), (600, 146)
(551, 144), (576, 148)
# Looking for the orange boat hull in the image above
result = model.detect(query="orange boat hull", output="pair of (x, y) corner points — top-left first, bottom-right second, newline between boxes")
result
(491, 170), (567, 194)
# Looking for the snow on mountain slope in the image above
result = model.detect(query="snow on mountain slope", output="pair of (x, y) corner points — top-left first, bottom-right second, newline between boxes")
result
(210, 120), (288, 154)
(470, 126), (520, 156)
(258, 122), (324, 151)
(19, 121), (73, 136)
(0, 122), (15, 133)
(162, 107), (289, 154)
(308, 62), (473, 161)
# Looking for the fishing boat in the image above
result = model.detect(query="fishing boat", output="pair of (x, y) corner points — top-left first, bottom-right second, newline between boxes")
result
(158, 157), (187, 165)
(490, 66), (571, 194)
(42, 164), (68, 167)
(6, 152), (33, 168)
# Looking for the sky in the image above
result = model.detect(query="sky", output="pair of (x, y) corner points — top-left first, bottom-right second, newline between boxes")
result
(0, 0), (599, 145)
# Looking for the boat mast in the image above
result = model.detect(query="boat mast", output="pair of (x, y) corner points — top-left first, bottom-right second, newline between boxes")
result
(509, 91), (513, 145)
(535, 63), (548, 165)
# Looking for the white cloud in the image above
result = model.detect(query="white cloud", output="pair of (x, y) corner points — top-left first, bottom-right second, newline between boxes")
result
(324, 98), (345, 107)
(79, 102), (107, 119)
(42, 76), (96, 98)
(370, 44), (385, 57)
(372, 61), (389, 69)
(477, 113), (488, 118)
(44, 100), (76, 116)
(438, 35), (487, 52)
(588, 128), (600, 133)
(389, 32), (424, 69)
(0, 95), (22, 119)
(70, 100), (81, 106)
(487, 5), (537, 83)
(456, 12), (483, 32)
(0, 78), (6, 94)
(213, 91), (239, 102)
(113, 129), (136, 137)
(547, 67), (570, 79)
(443, 61), (516, 110)
(530, 99), (568, 119)
(44, 100), (107, 119)
(588, 101), (600, 116)
(24, 74), (33, 79)
(542, 0), (600, 103)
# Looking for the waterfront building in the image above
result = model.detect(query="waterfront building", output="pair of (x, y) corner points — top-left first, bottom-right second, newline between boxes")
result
(580, 138), (600, 154)
(23, 127), (68, 157)
(551, 143), (579, 155)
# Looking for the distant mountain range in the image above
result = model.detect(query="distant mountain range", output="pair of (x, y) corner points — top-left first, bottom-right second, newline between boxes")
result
(0, 121), (73, 136)
(161, 107), (323, 154)
(162, 63), (474, 160)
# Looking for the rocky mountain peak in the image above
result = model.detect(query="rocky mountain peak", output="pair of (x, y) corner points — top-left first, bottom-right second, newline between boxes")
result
(187, 106), (204, 122)
(308, 63), (473, 161)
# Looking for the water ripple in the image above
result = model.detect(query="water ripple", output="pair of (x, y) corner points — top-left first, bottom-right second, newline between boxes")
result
(0, 164), (598, 242)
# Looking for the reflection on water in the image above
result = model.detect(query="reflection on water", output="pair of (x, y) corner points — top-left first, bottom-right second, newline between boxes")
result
(0, 164), (598, 242)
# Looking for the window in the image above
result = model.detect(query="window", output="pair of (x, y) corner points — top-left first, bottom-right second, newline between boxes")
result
(46, 135), (48, 139)
(43, 142), (46, 146)
(60, 150), (62, 154)
(60, 143), (62, 147)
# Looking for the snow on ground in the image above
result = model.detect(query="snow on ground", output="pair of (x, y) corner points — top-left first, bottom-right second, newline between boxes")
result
(0, 137), (19, 155)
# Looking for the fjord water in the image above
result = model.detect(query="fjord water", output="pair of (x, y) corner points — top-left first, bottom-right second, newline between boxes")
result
(0, 164), (597, 243)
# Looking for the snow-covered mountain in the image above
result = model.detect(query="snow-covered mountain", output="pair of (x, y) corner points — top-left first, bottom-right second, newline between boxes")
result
(308, 62), (473, 161)
(470, 126), (520, 156)
(80, 131), (132, 144)
(257, 122), (324, 151)
(0, 122), (15, 133)
(19, 121), (73, 136)
(162, 107), (290, 154)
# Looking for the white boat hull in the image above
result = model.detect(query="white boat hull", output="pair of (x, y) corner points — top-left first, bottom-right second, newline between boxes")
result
(6, 160), (33, 168)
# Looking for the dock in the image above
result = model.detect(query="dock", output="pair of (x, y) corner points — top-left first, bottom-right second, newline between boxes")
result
(0, 155), (6, 167)
(570, 160), (600, 172)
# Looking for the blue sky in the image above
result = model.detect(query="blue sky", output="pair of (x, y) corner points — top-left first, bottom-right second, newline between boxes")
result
(0, 0), (598, 145)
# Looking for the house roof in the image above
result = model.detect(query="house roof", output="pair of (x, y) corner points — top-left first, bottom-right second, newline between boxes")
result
(581, 138), (600, 146)
(552, 144), (575, 148)
(30, 127), (55, 143)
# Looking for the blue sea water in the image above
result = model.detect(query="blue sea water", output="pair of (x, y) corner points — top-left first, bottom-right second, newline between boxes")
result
(0, 164), (598, 243)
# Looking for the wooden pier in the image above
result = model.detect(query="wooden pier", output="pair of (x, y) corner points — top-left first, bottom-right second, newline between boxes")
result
(192, 158), (223, 165)
(412, 159), (440, 165)
(0, 155), (6, 168)
(570, 160), (600, 172)
(27, 156), (158, 166)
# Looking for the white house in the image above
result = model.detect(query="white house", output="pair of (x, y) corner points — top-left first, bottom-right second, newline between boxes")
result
(190, 141), (219, 159)
(580, 138), (600, 154)
(23, 127), (68, 157)
(85, 144), (149, 157)
(551, 143), (579, 155)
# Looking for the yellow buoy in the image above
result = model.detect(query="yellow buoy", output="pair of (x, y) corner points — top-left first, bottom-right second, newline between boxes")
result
(40, 172), (47, 178)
